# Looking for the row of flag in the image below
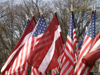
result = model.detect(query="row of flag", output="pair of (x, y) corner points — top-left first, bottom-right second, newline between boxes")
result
(0, 6), (99, 75)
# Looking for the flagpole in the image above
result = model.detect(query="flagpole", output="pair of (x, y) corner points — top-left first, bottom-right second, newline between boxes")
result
(53, 6), (56, 13)
(94, 3), (96, 11)
(91, 4), (94, 11)
(30, 10), (34, 16)
(71, 4), (73, 12)
(25, 13), (29, 21)
(39, 8), (43, 15)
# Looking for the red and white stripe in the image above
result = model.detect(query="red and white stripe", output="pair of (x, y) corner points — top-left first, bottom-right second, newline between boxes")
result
(1, 17), (36, 75)
(31, 67), (47, 75)
(74, 11), (94, 75)
(2, 17), (38, 75)
(4, 32), (44, 75)
(73, 29), (77, 46)
(75, 32), (100, 75)
(60, 26), (77, 75)
(74, 35), (93, 75)
(1, 32), (31, 73)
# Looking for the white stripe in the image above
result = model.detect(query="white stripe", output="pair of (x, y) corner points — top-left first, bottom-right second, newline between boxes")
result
(65, 65), (73, 75)
(65, 48), (74, 62)
(15, 49), (22, 73)
(1, 33), (31, 72)
(20, 40), (28, 70)
(38, 25), (61, 73)
(60, 60), (69, 75)
(27, 37), (32, 59)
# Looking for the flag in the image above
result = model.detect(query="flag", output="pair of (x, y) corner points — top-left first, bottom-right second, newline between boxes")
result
(60, 11), (77, 75)
(74, 10), (96, 75)
(1, 16), (36, 74)
(51, 53), (64, 75)
(4, 15), (47, 75)
(78, 11), (94, 51)
(4, 19), (31, 75)
(27, 13), (64, 73)
(31, 67), (47, 75)
(82, 31), (100, 67)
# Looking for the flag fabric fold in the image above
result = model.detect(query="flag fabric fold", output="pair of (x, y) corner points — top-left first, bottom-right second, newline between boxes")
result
(74, 10), (96, 75)
(1, 16), (36, 74)
(27, 13), (64, 73)
(60, 11), (77, 75)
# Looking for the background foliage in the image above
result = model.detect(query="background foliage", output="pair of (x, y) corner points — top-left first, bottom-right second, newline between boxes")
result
(0, 0), (100, 74)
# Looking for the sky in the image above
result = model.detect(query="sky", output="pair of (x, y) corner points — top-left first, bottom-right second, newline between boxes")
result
(0, 0), (50, 5)
(0, 0), (22, 4)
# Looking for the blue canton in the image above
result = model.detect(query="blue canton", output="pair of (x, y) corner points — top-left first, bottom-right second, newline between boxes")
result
(32, 15), (47, 37)
(68, 12), (75, 40)
(86, 11), (96, 39)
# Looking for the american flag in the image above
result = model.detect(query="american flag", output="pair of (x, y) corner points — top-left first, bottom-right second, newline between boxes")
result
(82, 31), (100, 67)
(60, 11), (77, 75)
(74, 10), (96, 75)
(1, 16), (36, 75)
(28, 13), (64, 73)
(2, 15), (47, 75)
(78, 11), (94, 51)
